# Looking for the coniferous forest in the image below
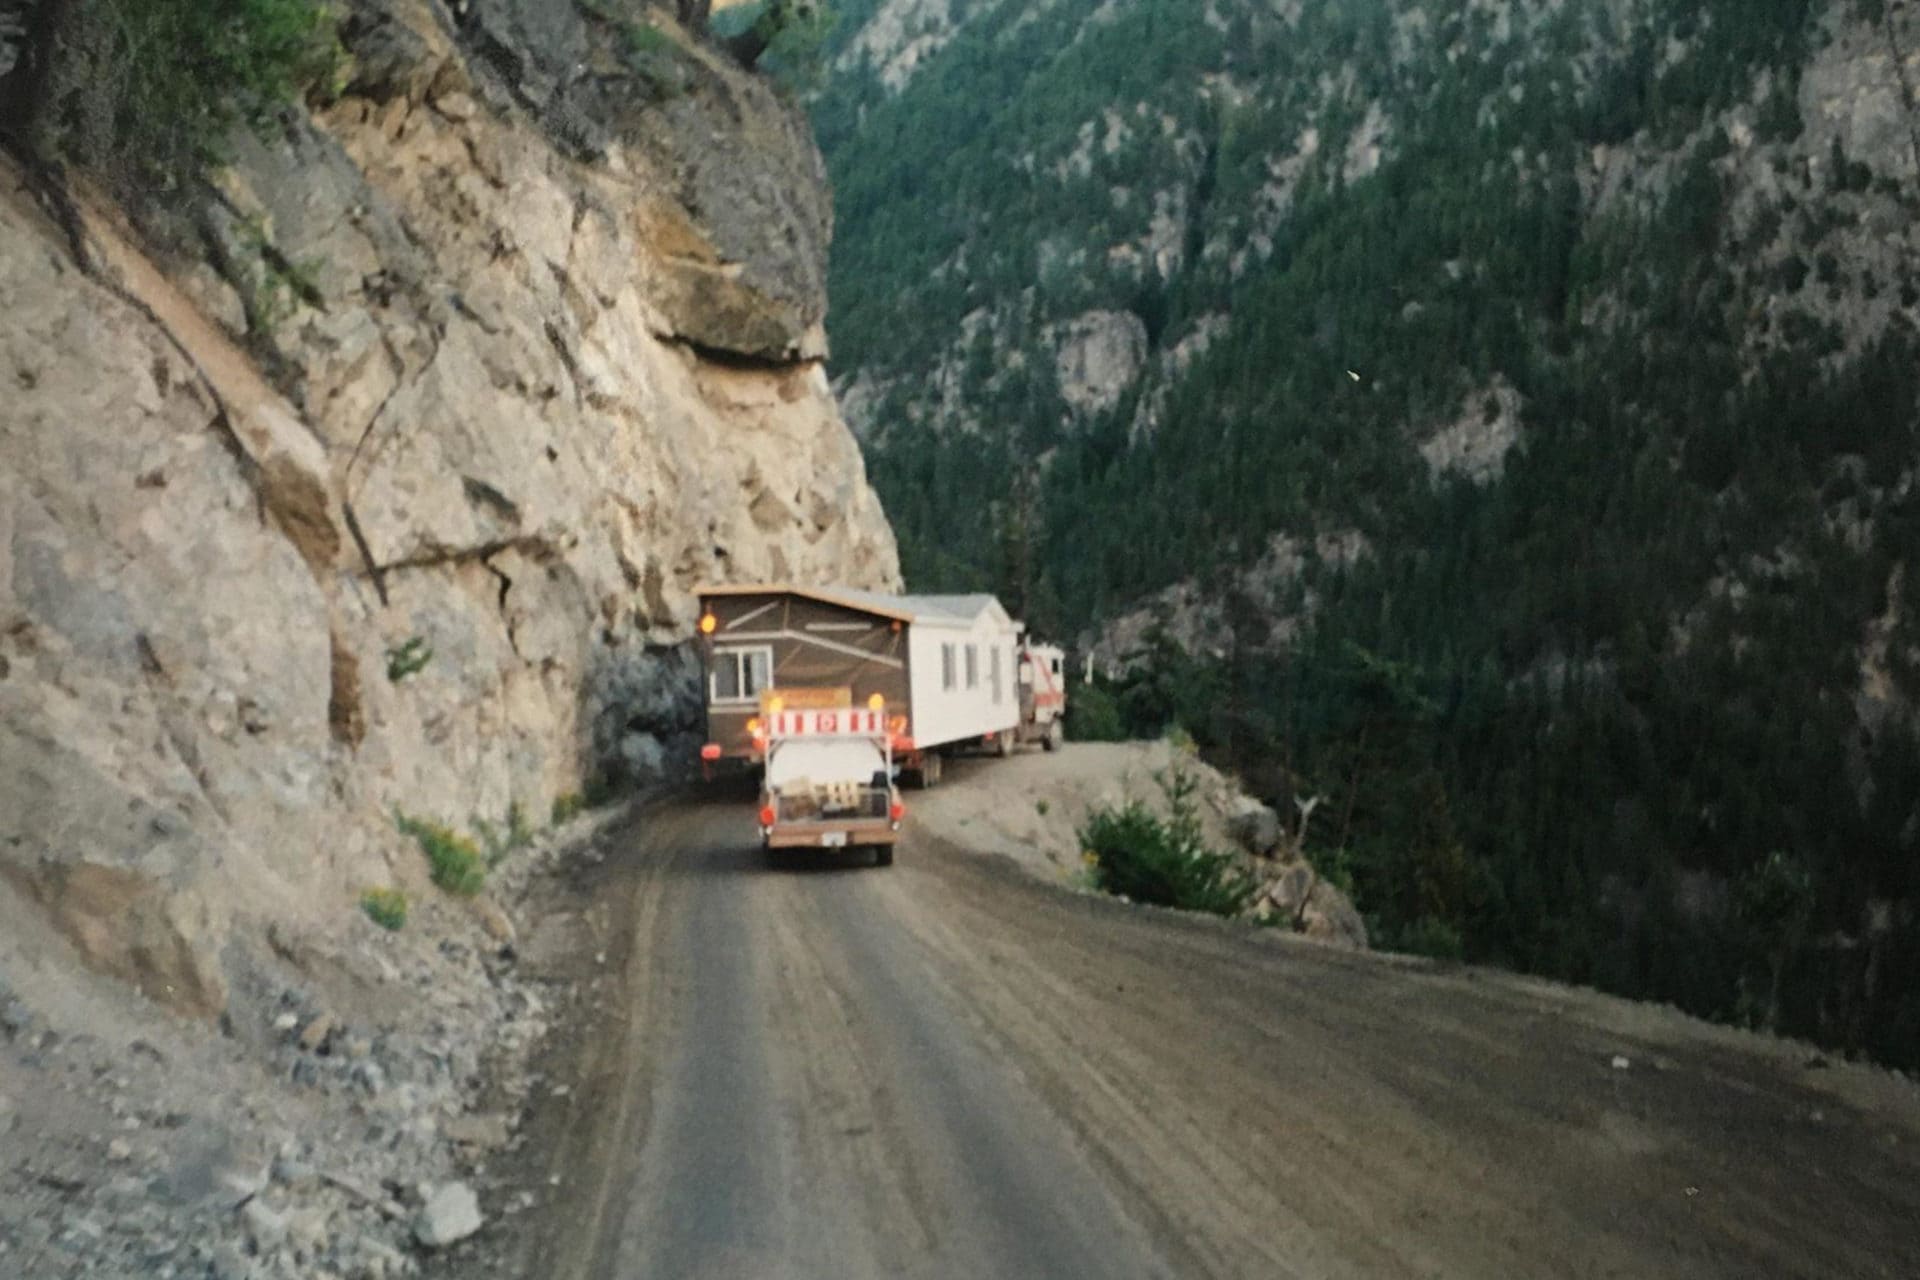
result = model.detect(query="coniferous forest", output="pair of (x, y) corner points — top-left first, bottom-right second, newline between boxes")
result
(811, 0), (1920, 1068)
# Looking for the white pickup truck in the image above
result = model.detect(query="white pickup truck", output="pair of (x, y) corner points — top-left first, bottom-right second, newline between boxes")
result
(757, 702), (904, 866)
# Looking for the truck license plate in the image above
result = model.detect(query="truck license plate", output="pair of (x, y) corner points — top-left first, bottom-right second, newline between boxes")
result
(821, 832), (847, 848)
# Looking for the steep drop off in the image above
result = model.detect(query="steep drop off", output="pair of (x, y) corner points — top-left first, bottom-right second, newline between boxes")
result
(818, 0), (1920, 1066)
(1, 0), (897, 1020)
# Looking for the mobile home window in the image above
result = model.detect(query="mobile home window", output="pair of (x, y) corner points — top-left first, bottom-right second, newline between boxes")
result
(712, 646), (773, 703)
(965, 645), (979, 690)
(990, 647), (1003, 703)
(942, 643), (956, 691)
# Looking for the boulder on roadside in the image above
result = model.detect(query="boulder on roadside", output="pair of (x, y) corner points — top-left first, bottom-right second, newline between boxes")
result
(1252, 867), (1368, 950)
(1226, 802), (1283, 857)
(338, 1233), (411, 1280)
(1299, 882), (1368, 950)
(444, 1112), (514, 1150)
(298, 1013), (337, 1054)
(205, 1241), (257, 1280)
(414, 1181), (483, 1249)
(271, 1150), (318, 1191)
(158, 1126), (271, 1213)
(1255, 865), (1317, 920)
(241, 1198), (288, 1255)
(284, 1202), (334, 1259)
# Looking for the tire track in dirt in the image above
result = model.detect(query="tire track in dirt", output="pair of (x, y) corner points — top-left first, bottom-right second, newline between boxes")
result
(483, 798), (1920, 1280)
(863, 835), (1920, 1279)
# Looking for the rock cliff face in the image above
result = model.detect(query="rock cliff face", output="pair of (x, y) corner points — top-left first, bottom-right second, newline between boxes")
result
(0, 0), (897, 1017)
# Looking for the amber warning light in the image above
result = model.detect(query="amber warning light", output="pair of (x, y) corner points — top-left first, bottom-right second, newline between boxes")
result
(698, 613), (717, 635)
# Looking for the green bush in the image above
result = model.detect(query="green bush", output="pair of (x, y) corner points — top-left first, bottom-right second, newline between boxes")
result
(714, 0), (836, 81)
(551, 792), (586, 825)
(397, 814), (486, 897)
(359, 887), (409, 932)
(1064, 680), (1128, 741)
(759, 0), (836, 87)
(385, 637), (433, 683)
(1078, 768), (1252, 918)
(28, 0), (342, 203)
(1394, 916), (1465, 962)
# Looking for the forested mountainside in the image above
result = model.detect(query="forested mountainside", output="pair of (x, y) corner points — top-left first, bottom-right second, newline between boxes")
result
(815, 0), (1920, 1068)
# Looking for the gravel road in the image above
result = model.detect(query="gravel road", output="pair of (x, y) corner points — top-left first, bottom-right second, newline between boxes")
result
(479, 773), (1920, 1280)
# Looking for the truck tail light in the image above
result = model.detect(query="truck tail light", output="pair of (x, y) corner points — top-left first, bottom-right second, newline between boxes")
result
(758, 805), (776, 827)
(889, 802), (905, 823)
(893, 735), (915, 753)
(700, 743), (722, 761)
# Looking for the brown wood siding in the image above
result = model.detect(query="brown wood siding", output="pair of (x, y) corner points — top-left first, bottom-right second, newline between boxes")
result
(697, 591), (912, 757)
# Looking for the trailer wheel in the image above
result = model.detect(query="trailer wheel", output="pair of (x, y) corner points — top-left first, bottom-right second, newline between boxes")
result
(1043, 720), (1063, 752)
(918, 752), (943, 788)
(875, 845), (894, 868)
(994, 731), (1013, 759)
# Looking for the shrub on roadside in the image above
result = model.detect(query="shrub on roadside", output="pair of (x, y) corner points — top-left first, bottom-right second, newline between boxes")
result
(1064, 680), (1128, 742)
(359, 887), (409, 932)
(1394, 916), (1465, 962)
(397, 814), (486, 897)
(1078, 767), (1252, 918)
(552, 792), (586, 825)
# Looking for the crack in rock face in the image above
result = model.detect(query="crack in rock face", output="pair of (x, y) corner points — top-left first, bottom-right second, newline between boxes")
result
(460, 0), (832, 360)
(0, 0), (898, 1044)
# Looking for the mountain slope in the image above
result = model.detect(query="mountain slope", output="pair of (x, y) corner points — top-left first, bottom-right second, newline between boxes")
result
(815, 0), (1920, 1067)
(2, 0), (897, 1021)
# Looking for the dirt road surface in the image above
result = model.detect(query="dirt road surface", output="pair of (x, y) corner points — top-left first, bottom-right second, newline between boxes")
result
(470, 764), (1920, 1280)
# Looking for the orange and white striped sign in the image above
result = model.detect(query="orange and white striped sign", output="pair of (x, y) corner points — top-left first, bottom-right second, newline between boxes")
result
(765, 708), (887, 739)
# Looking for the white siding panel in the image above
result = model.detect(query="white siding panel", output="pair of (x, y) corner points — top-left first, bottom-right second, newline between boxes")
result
(906, 615), (1021, 748)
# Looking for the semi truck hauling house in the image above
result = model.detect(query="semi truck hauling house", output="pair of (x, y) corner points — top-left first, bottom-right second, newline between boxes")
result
(694, 585), (1068, 862)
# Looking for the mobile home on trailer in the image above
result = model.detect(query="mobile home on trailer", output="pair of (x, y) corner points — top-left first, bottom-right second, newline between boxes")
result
(694, 585), (1044, 784)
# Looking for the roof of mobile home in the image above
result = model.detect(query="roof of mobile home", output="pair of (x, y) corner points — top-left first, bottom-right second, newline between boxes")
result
(697, 584), (1010, 626)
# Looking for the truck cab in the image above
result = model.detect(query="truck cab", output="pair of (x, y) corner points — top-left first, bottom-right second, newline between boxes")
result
(1016, 641), (1068, 751)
